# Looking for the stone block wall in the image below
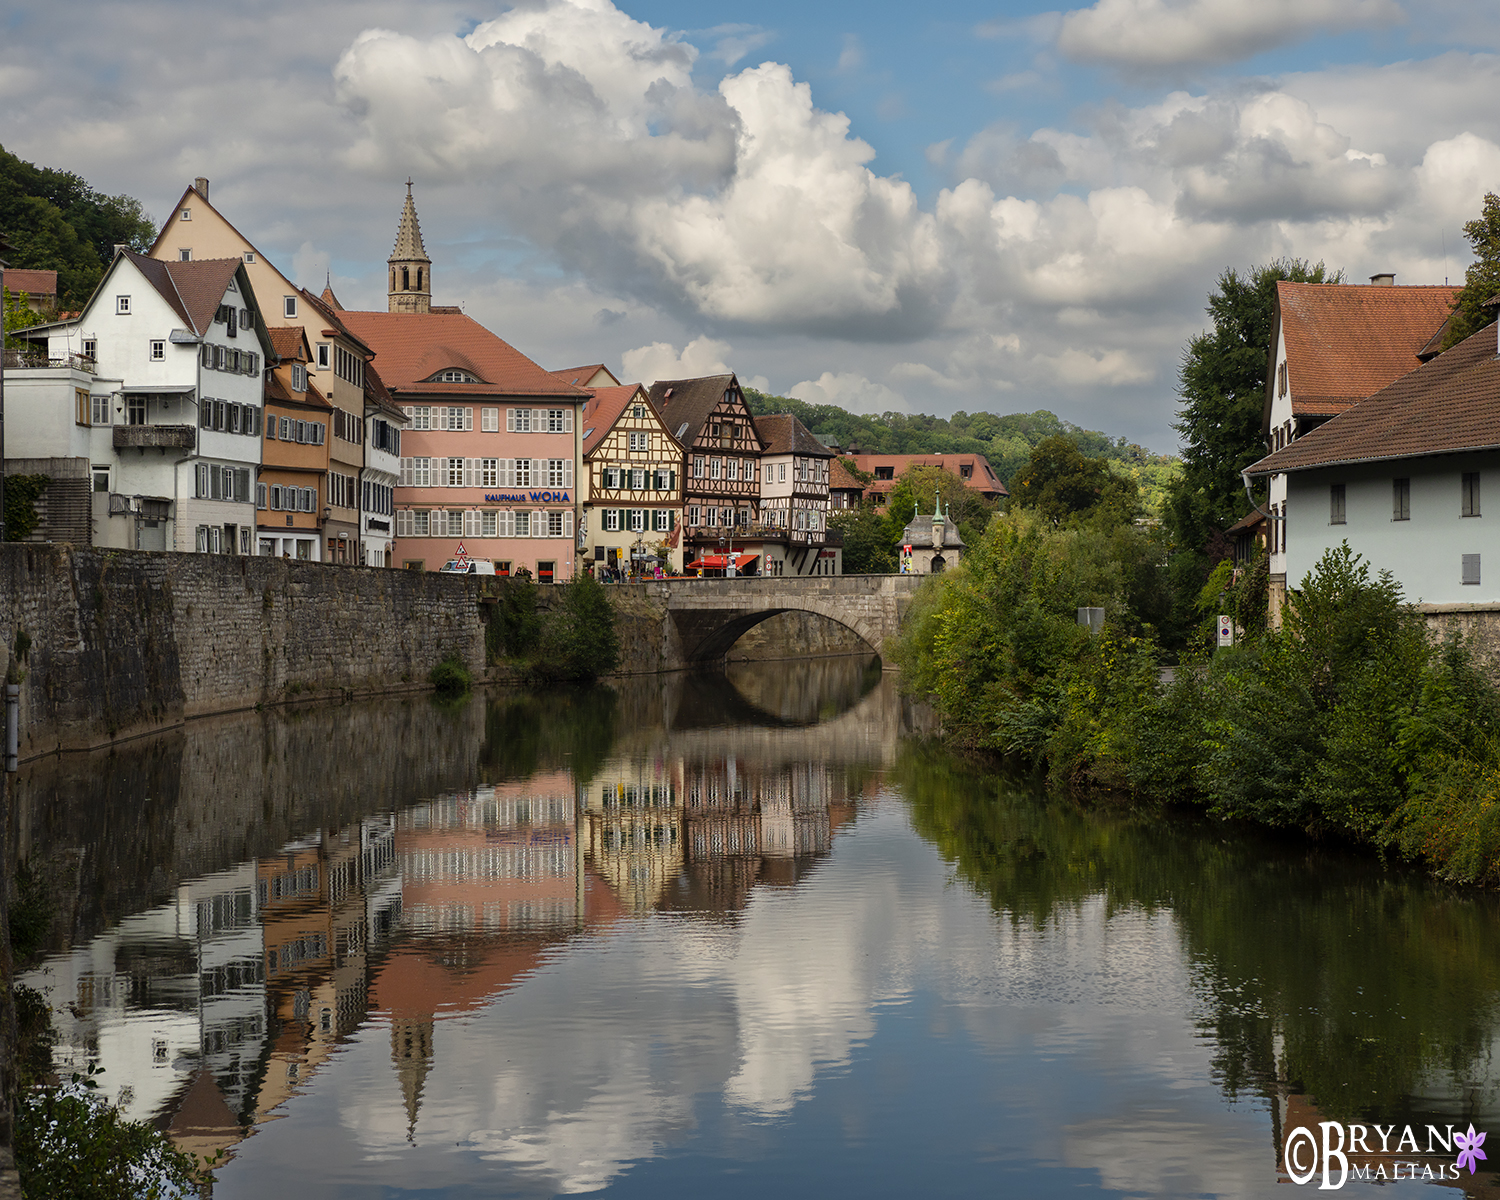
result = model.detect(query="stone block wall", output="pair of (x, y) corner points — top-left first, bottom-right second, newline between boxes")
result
(0, 544), (488, 758)
(1420, 603), (1500, 678)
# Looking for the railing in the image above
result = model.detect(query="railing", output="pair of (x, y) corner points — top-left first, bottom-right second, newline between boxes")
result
(113, 424), (196, 450)
(684, 522), (829, 546)
(2, 349), (96, 373)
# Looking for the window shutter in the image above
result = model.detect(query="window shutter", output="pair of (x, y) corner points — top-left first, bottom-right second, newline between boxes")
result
(506, 408), (516, 432)
(563, 459), (573, 487)
(532, 459), (543, 487)
(564, 510), (573, 537)
(196, 463), (209, 497)
(464, 407), (473, 431)
(533, 409), (544, 432)
(564, 408), (574, 433)
(669, 469), (677, 492)
(462, 459), (473, 488)
(399, 457), (412, 486)
(403, 406), (413, 420)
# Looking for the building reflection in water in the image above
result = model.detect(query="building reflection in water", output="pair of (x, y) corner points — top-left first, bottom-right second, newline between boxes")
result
(19, 657), (893, 1173)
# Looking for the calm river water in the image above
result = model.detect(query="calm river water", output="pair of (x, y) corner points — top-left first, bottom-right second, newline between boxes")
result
(13, 656), (1500, 1198)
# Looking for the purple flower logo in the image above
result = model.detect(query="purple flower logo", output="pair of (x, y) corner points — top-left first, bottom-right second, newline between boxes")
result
(1456, 1125), (1488, 1176)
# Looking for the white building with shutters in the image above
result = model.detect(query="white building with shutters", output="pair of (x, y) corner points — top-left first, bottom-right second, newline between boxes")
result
(578, 384), (684, 575)
(11, 250), (269, 554)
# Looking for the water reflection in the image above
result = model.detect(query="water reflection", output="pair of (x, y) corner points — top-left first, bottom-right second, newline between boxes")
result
(13, 655), (1500, 1198)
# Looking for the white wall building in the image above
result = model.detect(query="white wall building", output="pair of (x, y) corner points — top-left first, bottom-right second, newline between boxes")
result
(12, 251), (271, 553)
(1249, 322), (1500, 607)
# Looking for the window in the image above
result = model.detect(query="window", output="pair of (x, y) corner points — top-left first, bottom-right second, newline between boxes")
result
(316, 344), (330, 370)
(509, 408), (531, 433)
(412, 457), (431, 487)
(180, 208), (191, 221)
(547, 409), (567, 433)
(75, 388), (90, 426)
(482, 511), (498, 537)
(710, 458), (721, 480)
(779, 463), (787, 482)
(629, 468), (644, 491)
(628, 432), (647, 451)
(413, 510), (430, 536)
(628, 509), (645, 532)
(406, 405), (432, 431)
(718, 507), (731, 528)
(446, 458), (464, 487)
(481, 458), (498, 487)
(481, 407), (499, 432)
(548, 511), (565, 537)
(432, 369), (478, 383)
(257, 483), (267, 510)
(92, 467), (110, 494)
(652, 510), (673, 532)
(179, 249), (191, 262)
(1393, 478), (1410, 521)
(603, 467), (620, 489)
(116, 295), (131, 314)
(283, 296), (298, 319)
(290, 364), (307, 392)
(149, 339), (165, 360)
(1463, 554), (1482, 585)
(727, 458), (739, 482)
(441, 406), (472, 431)
(604, 509), (621, 532)
(693, 456), (705, 479)
(548, 459), (571, 487)
(1463, 472), (1482, 517)
(82, 338), (96, 360)
(875, 466), (894, 481)
(515, 511), (530, 538)
(689, 506), (701, 526)
(1330, 483), (1346, 525)
(244, 251), (255, 264)
(127, 395), (147, 425)
(743, 460), (754, 483)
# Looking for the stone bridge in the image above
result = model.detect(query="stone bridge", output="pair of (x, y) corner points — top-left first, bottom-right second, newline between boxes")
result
(655, 574), (924, 663)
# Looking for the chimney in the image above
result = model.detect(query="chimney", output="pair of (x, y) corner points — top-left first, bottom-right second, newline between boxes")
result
(113, 244), (129, 257)
(193, 177), (209, 200)
(1369, 272), (1395, 286)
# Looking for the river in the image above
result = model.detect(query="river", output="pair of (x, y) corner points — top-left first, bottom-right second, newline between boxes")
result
(12, 656), (1500, 1197)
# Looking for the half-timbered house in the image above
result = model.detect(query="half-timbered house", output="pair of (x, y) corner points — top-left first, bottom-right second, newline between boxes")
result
(649, 373), (766, 573)
(580, 384), (684, 576)
(753, 413), (839, 575)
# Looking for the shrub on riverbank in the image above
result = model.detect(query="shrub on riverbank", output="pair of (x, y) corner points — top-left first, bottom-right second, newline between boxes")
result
(896, 521), (1500, 882)
(529, 574), (620, 683)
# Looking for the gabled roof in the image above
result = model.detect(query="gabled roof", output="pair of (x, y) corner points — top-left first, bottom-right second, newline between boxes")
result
(552, 364), (621, 388)
(753, 413), (834, 458)
(829, 459), (864, 492)
(1247, 324), (1500, 475)
(333, 311), (588, 398)
(298, 287), (375, 357)
(649, 374), (762, 449)
(119, 250), (243, 336)
(581, 384), (658, 456)
(267, 326), (309, 363)
(1269, 281), (1459, 424)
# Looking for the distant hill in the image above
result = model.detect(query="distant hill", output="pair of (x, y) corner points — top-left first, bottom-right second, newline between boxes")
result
(0, 145), (156, 310)
(743, 389), (1180, 512)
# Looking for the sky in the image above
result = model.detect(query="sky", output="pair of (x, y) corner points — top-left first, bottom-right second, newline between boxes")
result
(5, 0), (1500, 451)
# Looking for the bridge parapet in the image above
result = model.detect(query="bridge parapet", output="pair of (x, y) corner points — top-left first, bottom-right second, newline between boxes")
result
(654, 574), (923, 663)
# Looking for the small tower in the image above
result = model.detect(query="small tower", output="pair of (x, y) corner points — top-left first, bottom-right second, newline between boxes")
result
(388, 179), (432, 314)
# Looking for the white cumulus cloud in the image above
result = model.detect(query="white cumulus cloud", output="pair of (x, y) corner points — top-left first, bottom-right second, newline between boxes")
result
(1057, 0), (1404, 69)
(789, 372), (910, 415)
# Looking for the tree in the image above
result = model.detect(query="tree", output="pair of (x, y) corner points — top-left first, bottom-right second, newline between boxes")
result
(830, 503), (896, 574)
(1442, 192), (1500, 350)
(1166, 259), (1341, 555)
(1007, 436), (1137, 525)
(885, 465), (995, 548)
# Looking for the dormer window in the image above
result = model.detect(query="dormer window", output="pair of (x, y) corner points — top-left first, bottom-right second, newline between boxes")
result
(430, 369), (480, 383)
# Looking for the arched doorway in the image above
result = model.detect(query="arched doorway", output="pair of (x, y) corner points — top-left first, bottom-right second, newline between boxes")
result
(930, 555), (946, 573)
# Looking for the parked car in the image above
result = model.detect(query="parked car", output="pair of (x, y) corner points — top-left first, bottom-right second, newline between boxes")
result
(439, 559), (496, 575)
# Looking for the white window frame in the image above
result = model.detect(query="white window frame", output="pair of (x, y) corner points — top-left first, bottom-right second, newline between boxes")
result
(116, 295), (131, 314)
(283, 296), (298, 318)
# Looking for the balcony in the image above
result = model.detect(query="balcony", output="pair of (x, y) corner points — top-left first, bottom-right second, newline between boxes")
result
(3, 348), (96, 373)
(114, 424), (196, 450)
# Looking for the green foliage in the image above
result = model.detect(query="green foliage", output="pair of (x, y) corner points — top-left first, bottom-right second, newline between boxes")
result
(17, 1063), (212, 1199)
(4, 287), (50, 348)
(4, 473), (50, 541)
(430, 653), (473, 697)
(1007, 435), (1139, 526)
(885, 464), (997, 546)
(531, 574), (620, 682)
(487, 575), (541, 661)
(742, 390), (1173, 490)
(1442, 191), (1500, 350)
(829, 502), (896, 574)
(0, 144), (155, 309)
(1167, 258), (1342, 554)
(479, 685), (618, 786)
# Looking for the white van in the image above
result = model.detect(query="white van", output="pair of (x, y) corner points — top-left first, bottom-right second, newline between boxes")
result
(439, 559), (497, 575)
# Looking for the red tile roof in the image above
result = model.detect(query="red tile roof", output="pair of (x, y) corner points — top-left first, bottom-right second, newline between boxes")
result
(267, 326), (308, 362)
(334, 311), (588, 398)
(1273, 281), (1459, 420)
(4, 268), (56, 296)
(581, 384), (651, 456)
(1247, 324), (1500, 475)
(844, 453), (1008, 498)
(829, 459), (864, 493)
(552, 364), (620, 387)
(753, 413), (833, 457)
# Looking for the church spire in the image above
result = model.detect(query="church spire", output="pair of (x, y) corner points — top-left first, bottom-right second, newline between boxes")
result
(388, 179), (432, 314)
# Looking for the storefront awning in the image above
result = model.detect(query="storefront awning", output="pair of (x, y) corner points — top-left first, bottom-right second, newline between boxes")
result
(685, 553), (759, 569)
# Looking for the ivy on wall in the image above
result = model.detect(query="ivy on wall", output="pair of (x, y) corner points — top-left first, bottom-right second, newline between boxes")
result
(3, 474), (50, 541)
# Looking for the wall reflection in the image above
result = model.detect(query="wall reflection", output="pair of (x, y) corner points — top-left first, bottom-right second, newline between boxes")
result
(17, 658), (895, 1173)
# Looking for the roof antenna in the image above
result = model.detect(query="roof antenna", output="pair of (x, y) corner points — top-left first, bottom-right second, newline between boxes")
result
(1442, 228), (1449, 287)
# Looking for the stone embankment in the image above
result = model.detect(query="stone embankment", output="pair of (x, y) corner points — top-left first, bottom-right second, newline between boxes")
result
(0, 546), (889, 759)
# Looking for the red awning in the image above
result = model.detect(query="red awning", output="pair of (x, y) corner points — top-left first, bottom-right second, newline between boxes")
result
(685, 553), (760, 569)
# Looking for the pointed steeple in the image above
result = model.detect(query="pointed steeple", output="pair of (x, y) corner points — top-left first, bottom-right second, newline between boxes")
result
(388, 179), (432, 314)
(390, 1015), (434, 1141)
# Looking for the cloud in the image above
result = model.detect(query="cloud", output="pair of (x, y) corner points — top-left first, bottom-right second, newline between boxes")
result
(789, 372), (911, 414)
(621, 336), (733, 384)
(1057, 0), (1404, 69)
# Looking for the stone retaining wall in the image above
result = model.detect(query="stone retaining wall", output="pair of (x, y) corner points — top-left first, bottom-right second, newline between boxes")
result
(1420, 603), (1500, 677)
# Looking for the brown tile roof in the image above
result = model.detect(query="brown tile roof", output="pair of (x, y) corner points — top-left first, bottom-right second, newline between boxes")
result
(364, 360), (407, 421)
(649, 374), (764, 449)
(843, 453), (1008, 497)
(1247, 325), (1500, 475)
(267, 326), (309, 362)
(121, 250), (243, 336)
(829, 459), (864, 492)
(552, 364), (621, 387)
(299, 288), (374, 357)
(334, 311), (588, 398)
(581, 384), (652, 456)
(1273, 281), (1459, 420)
(753, 413), (833, 457)
(4, 268), (56, 296)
